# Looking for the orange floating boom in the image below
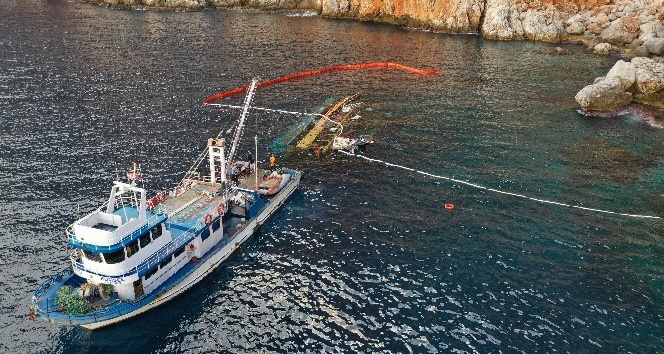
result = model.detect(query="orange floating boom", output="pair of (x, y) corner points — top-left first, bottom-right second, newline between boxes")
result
(203, 62), (440, 104)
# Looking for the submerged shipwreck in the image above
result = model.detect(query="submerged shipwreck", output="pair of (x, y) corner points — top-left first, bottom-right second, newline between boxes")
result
(269, 95), (372, 155)
(32, 80), (301, 329)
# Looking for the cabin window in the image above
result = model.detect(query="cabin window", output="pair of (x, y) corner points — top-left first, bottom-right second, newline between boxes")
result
(212, 219), (221, 232)
(83, 250), (103, 263)
(173, 246), (185, 258)
(104, 248), (126, 264)
(125, 240), (139, 258)
(201, 227), (210, 242)
(160, 255), (172, 269)
(144, 267), (158, 280)
(139, 233), (151, 248)
(151, 225), (163, 240)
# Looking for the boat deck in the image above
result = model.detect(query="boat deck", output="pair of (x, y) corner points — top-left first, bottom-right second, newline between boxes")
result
(157, 170), (271, 228)
(159, 182), (224, 228)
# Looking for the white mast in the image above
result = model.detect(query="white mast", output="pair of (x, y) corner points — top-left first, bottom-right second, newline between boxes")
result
(226, 78), (259, 172)
(208, 138), (226, 184)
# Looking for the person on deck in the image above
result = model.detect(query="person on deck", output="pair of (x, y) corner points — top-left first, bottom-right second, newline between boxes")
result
(247, 151), (254, 171)
(269, 154), (276, 170)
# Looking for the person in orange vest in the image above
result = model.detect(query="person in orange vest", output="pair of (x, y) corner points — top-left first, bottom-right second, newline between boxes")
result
(269, 154), (276, 170)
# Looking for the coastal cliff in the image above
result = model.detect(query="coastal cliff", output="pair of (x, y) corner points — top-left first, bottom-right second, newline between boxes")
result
(86, 0), (663, 59)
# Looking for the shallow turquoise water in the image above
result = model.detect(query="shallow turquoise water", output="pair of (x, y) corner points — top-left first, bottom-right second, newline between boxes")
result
(0, 1), (662, 352)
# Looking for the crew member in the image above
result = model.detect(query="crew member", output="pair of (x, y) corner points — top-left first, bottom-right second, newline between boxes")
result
(248, 151), (254, 171)
(269, 153), (276, 170)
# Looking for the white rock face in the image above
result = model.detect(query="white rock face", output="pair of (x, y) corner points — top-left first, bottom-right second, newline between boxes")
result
(575, 77), (633, 111)
(605, 60), (636, 90)
(633, 57), (664, 94)
(566, 21), (585, 35)
(576, 57), (664, 111)
(481, 1), (563, 42)
(594, 43), (612, 55)
(644, 38), (664, 56)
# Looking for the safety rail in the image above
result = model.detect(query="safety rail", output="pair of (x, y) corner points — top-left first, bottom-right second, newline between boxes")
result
(69, 222), (203, 280)
(67, 212), (167, 251)
(33, 268), (74, 301)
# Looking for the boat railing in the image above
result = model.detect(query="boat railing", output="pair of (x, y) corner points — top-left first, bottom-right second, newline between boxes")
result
(33, 268), (74, 301)
(37, 266), (190, 325)
(70, 222), (202, 280)
(66, 212), (167, 251)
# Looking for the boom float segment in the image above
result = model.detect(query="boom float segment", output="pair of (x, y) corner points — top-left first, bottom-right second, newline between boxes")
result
(203, 62), (440, 104)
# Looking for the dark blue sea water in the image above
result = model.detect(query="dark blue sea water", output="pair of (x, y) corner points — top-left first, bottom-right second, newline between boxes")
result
(1, 1), (663, 352)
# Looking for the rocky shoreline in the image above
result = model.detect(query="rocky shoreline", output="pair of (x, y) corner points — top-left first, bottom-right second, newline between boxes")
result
(82, 0), (664, 60)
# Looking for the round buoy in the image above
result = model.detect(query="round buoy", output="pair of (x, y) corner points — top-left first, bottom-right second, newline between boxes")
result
(444, 203), (455, 211)
(204, 214), (213, 225)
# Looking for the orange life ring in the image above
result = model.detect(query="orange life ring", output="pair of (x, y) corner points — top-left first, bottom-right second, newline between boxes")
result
(191, 256), (199, 263)
(444, 203), (455, 211)
(217, 203), (226, 215)
(204, 214), (213, 225)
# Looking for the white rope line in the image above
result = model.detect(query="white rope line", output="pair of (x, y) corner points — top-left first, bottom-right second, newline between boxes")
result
(338, 150), (661, 220)
(207, 103), (346, 143)
(207, 103), (327, 119)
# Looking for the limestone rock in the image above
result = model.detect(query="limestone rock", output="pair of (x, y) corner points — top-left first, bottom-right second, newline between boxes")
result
(600, 16), (641, 45)
(481, 1), (562, 42)
(586, 22), (603, 35)
(566, 21), (585, 35)
(521, 10), (563, 42)
(632, 57), (664, 94)
(633, 90), (664, 108)
(605, 60), (636, 90)
(594, 42), (612, 55)
(575, 77), (633, 111)
(638, 22), (664, 43)
(644, 37), (664, 56)
(633, 45), (650, 57)
(480, 3), (523, 40)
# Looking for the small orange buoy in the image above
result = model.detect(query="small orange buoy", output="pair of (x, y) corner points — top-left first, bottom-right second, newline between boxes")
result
(444, 203), (455, 211)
